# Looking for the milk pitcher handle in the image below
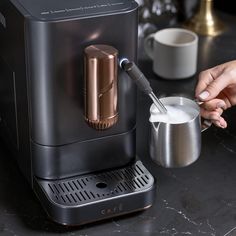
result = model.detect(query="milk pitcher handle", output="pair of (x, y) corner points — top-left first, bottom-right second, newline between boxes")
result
(144, 33), (155, 60)
(201, 119), (212, 132)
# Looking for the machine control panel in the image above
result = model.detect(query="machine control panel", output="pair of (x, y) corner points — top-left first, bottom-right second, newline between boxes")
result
(14, 0), (136, 20)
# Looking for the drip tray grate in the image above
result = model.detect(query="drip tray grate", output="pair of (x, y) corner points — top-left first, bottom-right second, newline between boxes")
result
(36, 161), (154, 207)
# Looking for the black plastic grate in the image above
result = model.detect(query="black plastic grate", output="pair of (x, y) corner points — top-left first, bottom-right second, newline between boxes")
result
(37, 161), (154, 206)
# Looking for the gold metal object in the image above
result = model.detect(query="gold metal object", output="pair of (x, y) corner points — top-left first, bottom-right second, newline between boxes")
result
(84, 45), (118, 130)
(183, 0), (225, 36)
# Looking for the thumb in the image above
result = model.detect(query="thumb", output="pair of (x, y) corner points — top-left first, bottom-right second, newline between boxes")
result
(197, 74), (230, 101)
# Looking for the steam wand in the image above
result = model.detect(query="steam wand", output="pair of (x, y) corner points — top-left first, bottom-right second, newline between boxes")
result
(120, 59), (167, 114)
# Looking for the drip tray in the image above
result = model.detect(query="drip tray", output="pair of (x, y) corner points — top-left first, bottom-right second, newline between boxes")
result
(34, 161), (156, 226)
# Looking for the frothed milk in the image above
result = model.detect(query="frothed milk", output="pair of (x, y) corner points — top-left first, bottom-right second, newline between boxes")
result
(150, 104), (198, 124)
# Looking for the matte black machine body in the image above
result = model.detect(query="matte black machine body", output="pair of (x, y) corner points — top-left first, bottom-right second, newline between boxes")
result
(0, 0), (156, 225)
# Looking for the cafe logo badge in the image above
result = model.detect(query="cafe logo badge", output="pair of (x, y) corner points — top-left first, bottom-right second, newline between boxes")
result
(101, 203), (123, 215)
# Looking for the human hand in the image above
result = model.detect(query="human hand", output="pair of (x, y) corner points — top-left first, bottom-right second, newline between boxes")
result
(195, 60), (236, 128)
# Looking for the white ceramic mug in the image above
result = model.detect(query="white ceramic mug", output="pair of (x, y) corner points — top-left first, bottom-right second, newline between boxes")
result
(144, 28), (198, 79)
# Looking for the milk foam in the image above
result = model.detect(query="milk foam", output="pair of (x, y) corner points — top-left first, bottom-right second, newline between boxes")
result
(149, 104), (198, 124)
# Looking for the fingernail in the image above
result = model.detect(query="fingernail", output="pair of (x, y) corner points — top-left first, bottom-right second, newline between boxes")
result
(199, 91), (210, 100)
(219, 118), (227, 128)
(216, 101), (225, 108)
(215, 121), (221, 127)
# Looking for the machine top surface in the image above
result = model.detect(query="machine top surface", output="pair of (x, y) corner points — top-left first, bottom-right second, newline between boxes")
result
(13, 0), (138, 21)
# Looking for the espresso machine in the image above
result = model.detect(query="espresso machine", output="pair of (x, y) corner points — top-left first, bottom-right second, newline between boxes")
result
(0, 0), (156, 225)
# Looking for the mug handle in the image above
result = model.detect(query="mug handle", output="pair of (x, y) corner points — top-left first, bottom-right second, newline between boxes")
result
(144, 33), (155, 60)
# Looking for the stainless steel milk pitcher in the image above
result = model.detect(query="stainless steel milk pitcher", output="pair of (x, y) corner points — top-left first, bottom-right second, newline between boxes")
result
(149, 96), (201, 168)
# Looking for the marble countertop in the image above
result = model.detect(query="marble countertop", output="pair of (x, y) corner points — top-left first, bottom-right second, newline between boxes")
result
(1, 11), (236, 236)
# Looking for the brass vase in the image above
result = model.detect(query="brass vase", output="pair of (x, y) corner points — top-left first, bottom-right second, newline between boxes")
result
(183, 0), (225, 36)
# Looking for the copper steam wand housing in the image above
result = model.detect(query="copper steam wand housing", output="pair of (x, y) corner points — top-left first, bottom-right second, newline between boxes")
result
(84, 45), (118, 130)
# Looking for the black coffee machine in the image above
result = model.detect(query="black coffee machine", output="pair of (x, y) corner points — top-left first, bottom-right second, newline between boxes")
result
(0, 0), (156, 225)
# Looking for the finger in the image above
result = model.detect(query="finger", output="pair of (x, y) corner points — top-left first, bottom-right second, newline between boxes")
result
(200, 99), (226, 111)
(213, 117), (227, 129)
(199, 75), (230, 100)
(196, 67), (232, 101)
(200, 108), (221, 121)
(200, 107), (227, 128)
(195, 65), (225, 97)
(195, 70), (214, 97)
